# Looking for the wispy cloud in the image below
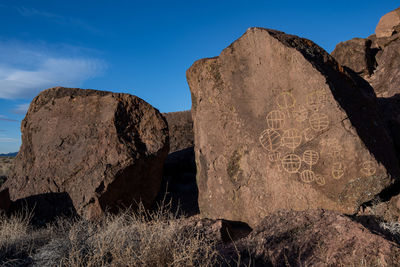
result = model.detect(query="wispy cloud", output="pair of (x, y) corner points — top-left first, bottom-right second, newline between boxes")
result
(0, 41), (107, 100)
(0, 115), (19, 122)
(0, 137), (18, 143)
(12, 103), (30, 115)
(16, 7), (101, 34)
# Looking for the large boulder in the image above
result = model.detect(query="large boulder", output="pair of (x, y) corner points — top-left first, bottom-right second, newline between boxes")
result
(375, 7), (400, 38)
(187, 27), (400, 227)
(222, 210), (400, 266)
(3, 87), (169, 220)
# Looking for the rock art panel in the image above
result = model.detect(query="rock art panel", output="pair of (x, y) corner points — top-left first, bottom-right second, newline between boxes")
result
(187, 27), (400, 227)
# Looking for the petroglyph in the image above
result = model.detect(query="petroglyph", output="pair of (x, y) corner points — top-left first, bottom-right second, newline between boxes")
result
(266, 110), (286, 129)
(293, 106), (308, 122)
(259, 86), (376, 187)
(307, 90), (327, 111)
(303, 150), (319, 168)
(332, 162), (345, 179)
(277, 92), (296, 110)
(281, 153), (302, 173)
(315, 175), (326, 186)
(259, 129), (281, 151)
(268, 151), (281, 162)
(277, 92), (295, 117)
(300, 170), (315, 183)
(361, 161), (376, 176)
(303, 128), (316, 141)
(309, 113), (329, 131)
(282, 129), (302, 151)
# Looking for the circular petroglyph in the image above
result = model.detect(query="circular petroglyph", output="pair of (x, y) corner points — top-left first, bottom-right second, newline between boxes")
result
(268, 151), (281, 162)
(303, 127), (316, 141)
(309, 113), (329, 131)
(277, 92), (295, 110)
(282, 129), (302, 150)
(266, 110), (285, 129)
(307, 90), (327, 111)
(303, 150), (319, 166)
(293, 106), (308, 122)
(315, 175), (326, 186)
(281, 153), (302, 173)
(361, 161), (376, 176)
(300, 170), (315, 183)
(259, 129), (281, 151)
(332, 162), (345, 179)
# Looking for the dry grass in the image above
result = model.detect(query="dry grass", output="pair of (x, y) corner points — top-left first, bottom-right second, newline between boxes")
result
(0, 201), (222, 266)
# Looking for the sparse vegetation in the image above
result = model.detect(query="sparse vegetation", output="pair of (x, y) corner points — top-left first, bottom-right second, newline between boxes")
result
(0, 202), (222, 266)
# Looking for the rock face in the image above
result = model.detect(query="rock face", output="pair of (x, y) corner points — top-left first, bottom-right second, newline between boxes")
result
(222, 210), (400, 266)
(0, 188), (11, 214)
(375, 7), (400, 38)
(3, 87), (169, 220)
(187, 27), (400, 227)
(162, 111), (194, 153)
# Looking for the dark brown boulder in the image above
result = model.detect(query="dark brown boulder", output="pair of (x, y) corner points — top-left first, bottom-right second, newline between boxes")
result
(162, 111), (194, 153)
(331, 38), (375, 76)
(3, 87), (169, 220)
(0, 188), (10, 214)
(187, 27), (400, 227)
(221, 210), (400, 266)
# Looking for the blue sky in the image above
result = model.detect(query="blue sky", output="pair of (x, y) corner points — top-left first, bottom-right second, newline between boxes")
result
(0, 0), (398, 153)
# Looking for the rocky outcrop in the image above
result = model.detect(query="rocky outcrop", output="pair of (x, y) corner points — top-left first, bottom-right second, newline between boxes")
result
(376, 7), (400, 38)
(187, 27), (400, 227)
(0, 188), (10, 214)
(162, 111), (194, 153)
(332, 7), (400, 97)
(3, 87), (169, 220)
(222, 210), (400, 266)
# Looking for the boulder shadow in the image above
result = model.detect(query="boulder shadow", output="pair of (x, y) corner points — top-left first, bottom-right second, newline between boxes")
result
(10, 192), (78, 227)
(155, 146), (200, 216)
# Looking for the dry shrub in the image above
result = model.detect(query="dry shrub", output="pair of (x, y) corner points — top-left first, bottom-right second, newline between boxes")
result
(33, 202), (221, 266)
(0, 209), (51, 266)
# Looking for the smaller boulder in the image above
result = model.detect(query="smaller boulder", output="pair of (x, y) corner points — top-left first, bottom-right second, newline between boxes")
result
(376, 7), (400, 38)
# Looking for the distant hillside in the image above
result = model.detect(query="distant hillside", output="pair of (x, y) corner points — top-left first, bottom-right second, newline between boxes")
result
(0, 152), (18, 157)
